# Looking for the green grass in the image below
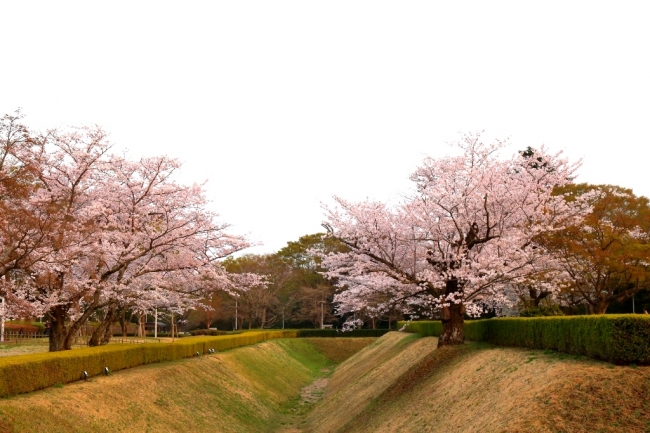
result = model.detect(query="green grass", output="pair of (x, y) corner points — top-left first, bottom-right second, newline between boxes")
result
(0, 337), (373, 433)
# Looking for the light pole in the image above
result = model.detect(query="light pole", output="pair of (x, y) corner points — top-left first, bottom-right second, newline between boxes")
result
(319, 300), (326, 329)
(0, 297), (4, 343)
(234, 300), (238, 330)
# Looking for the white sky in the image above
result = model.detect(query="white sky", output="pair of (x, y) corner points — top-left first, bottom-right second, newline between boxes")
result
(2, 1), (649, 254)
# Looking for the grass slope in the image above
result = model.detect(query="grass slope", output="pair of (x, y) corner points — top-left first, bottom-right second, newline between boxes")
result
(0, 338), (373, 433)
(2, 333), (648, 432)
(304, 332), (650, 433)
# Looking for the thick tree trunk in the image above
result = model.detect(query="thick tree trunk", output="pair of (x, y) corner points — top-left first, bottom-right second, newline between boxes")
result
(596, 302), (609, 315)
(49, 305), (100, 351)
(101, 318), (113, 344)
(437, 278), (465, 347)
(48, 306), (68, 352)
(88, 323), (104, 347)
(88, 305), (117, 346)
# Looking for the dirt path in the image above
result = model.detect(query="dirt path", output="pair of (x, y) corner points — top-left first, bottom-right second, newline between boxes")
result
(300, 368), (331, 405)
(277, 367), (333, 432)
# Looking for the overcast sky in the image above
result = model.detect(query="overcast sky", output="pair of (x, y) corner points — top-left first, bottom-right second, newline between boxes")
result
(2, 1), (649, 254)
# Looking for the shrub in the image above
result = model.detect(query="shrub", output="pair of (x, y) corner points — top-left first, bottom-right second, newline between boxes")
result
(3, 323), (39, 334)
(397, 321), (442, 337)
(189, 329), (231, 336)
(0, 330), (297, 398)
(519, 305), (564, 317)
(398, 315), (650, 364)
(296, 329), (390, 338)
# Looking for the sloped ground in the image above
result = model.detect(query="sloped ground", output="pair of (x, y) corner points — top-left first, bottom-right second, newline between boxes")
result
(0, 339), (343, 433)
(303, 332), (650, 433)
(1, 333), (648, 432)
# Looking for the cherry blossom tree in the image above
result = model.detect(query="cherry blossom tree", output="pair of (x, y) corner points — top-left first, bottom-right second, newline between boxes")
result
(322, 133), (587, 346)
(0, 112), (55, 292)
(0, 113), (252, 351)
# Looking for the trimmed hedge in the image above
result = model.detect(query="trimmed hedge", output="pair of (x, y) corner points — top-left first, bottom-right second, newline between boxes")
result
(397, 321), (442, 337)
(398, 315), (650, 365)
(295, 329), (390, 338)
(189, 329), (233, 336)
(3, 323), (40, 334)
(0, 330), (296, 397)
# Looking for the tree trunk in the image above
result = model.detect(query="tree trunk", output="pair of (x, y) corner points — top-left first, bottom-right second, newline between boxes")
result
(120, 310), (128, 337)
(596, 301), (609, 314)
(88, 305), (117, 346)
(137, 313), (145, 337)
(437, 278), (465, 347)
(48, 306), (69, 352)
(101, 317), (114, 344)
(88, 322), (104, 347)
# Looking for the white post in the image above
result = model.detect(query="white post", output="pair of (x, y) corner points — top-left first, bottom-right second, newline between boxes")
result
(235, 300), (238, 330)
(0, 297), (4, 343)
(154, 308), (158, 338)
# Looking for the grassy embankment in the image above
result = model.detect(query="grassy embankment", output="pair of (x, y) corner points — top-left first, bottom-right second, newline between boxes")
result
(304, 332), (650, 433)
(2, 332), (650, 432)
(0, 338), (374, 433)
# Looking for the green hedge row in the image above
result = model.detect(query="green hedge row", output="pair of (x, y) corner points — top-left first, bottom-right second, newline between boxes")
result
(398, 315), (650, 364)
(295, 329), (390, 338)
(3, 323), (40, 334)
(188, 329), (233, 336)
(0, 330), (297, 397)
(6, 321), (46, 334)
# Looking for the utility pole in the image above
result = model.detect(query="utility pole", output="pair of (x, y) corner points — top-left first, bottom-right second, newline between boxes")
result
(154, 308), (158, 338)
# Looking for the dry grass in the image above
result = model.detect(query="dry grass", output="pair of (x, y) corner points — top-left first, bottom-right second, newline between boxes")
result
(0, 337), (374, 433)
(0, 344), (49, 358)
(2, 333), (648, 433)
(304, 332), (437, 433)
(301, 338), (376, 363)
(0, 339), (328, 433)
(304, 333), (650, 433)
(506, 359), (650, 433)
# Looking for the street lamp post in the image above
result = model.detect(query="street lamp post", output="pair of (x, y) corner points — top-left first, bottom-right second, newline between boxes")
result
(235, 300), (238, 330)
(319, 300), (326, 329)
(0, 297), (4, 343)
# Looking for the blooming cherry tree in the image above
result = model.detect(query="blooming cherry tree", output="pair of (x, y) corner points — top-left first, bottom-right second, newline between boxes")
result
(322, 133), (586, 346)
(0, 114), (253, 351)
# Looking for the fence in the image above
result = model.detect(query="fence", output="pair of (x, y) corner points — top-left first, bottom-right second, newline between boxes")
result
(1, 332), (48, 345)
(109, 337), (162, 344)
(0, 333), (165, 347)
(0, 332), (89, 347)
